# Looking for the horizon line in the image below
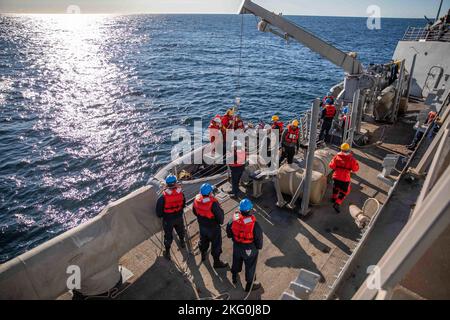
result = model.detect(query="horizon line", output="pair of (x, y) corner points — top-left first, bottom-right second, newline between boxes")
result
(0, 12), (428, 19)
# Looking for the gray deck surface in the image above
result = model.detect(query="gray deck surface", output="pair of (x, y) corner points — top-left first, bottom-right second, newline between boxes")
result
(111, 109), (421, 300)
(333, 101), (435, 299)
(57, 105), (423, 301)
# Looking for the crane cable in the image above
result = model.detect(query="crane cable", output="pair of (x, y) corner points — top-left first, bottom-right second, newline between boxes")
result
(229, 13), (244, 129)
(236, 13), (244, 99)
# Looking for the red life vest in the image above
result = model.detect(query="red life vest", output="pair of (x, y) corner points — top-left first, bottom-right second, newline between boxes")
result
(324, 104), (337, 119)
(229, 149), (246, 167)
(231, 212), (256, 244)
(329, 152), (359, 182)
(208, 123), (222, 143)
(193, 194), (217, 219)
(284, 124), (300, 144)
(222, 115), (233, 129)
(234, 119), (245, 130)
(163, 187), (184, 214)
(271, 121), (284, 132)
(210, 115), (220, 126)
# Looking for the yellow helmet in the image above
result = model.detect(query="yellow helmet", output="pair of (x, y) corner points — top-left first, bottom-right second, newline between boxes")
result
(340, 143), (350, 151)
(226, 108), (234, 116)
(272, 115), (279, 122)
(292, 119), (299, 127)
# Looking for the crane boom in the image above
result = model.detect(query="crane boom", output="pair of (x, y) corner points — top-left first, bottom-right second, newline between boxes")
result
(238, 0), (364, 75)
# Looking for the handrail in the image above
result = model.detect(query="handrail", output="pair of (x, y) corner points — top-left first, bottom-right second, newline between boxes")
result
(402, 26), (450, 42)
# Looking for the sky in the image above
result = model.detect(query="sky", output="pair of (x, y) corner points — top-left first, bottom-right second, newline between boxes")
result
(0, 0), (449, 18)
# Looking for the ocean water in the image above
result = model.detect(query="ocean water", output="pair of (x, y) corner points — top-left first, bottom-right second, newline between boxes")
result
(0, 14), (423, 262)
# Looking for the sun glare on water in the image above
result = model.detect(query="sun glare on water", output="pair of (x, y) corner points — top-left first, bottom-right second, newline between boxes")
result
(5, 12), (148, 230)
(28, 14), (125, 150)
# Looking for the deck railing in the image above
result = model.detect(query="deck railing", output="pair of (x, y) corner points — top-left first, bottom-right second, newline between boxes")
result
(402, 26), (450, 42)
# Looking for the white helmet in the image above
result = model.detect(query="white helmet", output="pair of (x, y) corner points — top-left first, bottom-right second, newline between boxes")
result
(213, 117), (221, 124)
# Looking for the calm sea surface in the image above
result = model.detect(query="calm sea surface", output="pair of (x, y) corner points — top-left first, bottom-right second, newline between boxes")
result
(0, 14), (423, 262)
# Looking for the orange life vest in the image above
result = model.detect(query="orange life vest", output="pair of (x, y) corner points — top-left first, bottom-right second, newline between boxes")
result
(163, 187), (184, 214)
(229, 149), (246, 167)
(193, 194), (217, 219)
(324, 104), (337, 119)
(284, 124), (300, 144)
(231, 212), (256, 244)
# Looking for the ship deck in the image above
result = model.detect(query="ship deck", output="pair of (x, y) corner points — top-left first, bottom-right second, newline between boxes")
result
(61, 104), (424, 300)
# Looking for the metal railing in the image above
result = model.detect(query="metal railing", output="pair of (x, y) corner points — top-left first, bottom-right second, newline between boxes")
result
(402, 26), (450, 42)
(299, 110), (311, 145)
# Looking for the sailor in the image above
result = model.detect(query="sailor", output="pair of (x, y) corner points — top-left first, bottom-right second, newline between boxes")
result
(262, 124), (273, 160)
(321, 94), (334, 107)
(318, 100), (337, 143)
(388, 60), (399, 85)
(208, 115), (225, 154)
(227, 140), (246, 197)
(271, 115), (284, 140)
(328, 143), (359, 213)
(407, 110), (438, 150)
(192, 183), (228, 268)
(208, 115), (224, 143)
(280, 119), (300, 165)
(271, 115), (284, 131)
(155, 174), (186, 260)
(222, 109), (235, 130)
(233, 114), (245, 130)
(226, 198), (263, 292)
(339, 107), (349, 143)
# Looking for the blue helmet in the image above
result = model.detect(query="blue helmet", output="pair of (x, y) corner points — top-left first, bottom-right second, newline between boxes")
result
(200, 183), (213, 196)
(165, 174), (177, 185)
(239, 198), (253, 212)
(343, 107), (349, 114)
(325, 98), (333, 105)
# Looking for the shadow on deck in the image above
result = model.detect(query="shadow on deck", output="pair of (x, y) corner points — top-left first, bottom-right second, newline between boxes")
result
(114, 114), (419, 300)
